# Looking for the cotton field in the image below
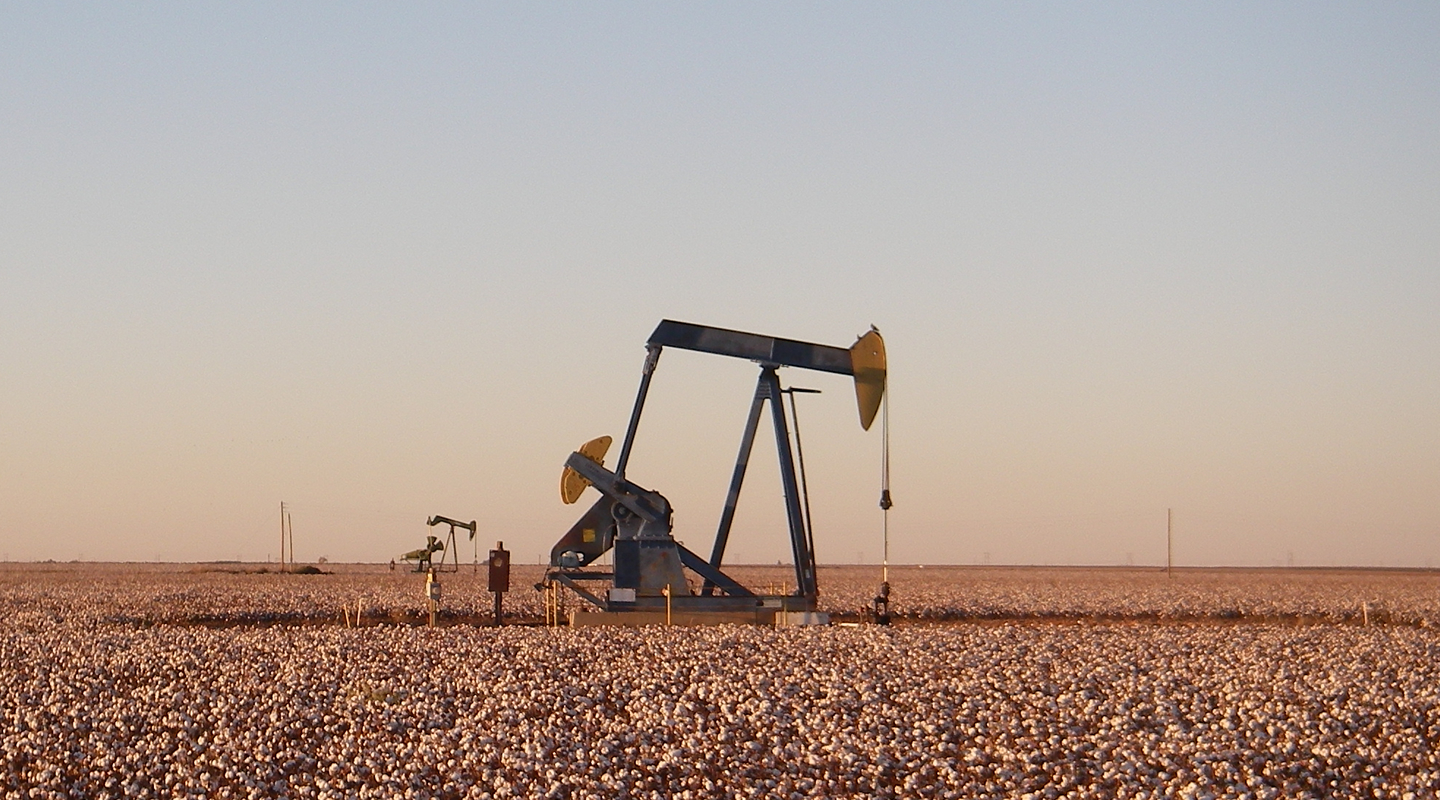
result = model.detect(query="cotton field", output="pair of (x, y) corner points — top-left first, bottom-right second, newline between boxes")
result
(5, 563), (1439, 627)
(3, 565), (1440, 799)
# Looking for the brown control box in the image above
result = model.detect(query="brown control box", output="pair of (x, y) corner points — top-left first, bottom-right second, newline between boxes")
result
(488, 542), (510, 593)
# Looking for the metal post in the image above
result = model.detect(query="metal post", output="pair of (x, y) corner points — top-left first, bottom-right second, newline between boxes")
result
(488, 541), (509, 626)
(784, 387), (822, 580)
(614, 345), (662, 480)
(763, 368), (815, 599)
(663, 584), (672, 626)
(426, 568), (440, 627)
(704, 376), (768, 594)
(1167, 508), (1173, 579)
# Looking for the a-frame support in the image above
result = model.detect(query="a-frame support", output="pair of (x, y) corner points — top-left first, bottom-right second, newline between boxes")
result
(703, 365), (816, 599)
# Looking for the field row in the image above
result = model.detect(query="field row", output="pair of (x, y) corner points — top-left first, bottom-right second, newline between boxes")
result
(3, 564), (1438, 627)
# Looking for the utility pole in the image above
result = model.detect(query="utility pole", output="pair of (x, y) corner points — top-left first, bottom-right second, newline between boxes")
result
(280, 502), (287, 573)
(1167, 508), (1173, 580)
(279, 502), (294, 572)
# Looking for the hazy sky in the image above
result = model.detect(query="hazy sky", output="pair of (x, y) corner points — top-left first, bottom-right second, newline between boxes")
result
(3, 3), (1437, 567)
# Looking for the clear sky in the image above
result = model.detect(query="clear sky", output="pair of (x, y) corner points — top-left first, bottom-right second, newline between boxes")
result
(2, 3), (1437, 567)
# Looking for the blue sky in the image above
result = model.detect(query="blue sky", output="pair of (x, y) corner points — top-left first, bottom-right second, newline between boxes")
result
(2, 3), (1437, 566)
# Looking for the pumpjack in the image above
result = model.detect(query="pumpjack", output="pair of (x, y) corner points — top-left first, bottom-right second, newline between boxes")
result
(542, 320), (885, 625)
(400, 516), (476, 572)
